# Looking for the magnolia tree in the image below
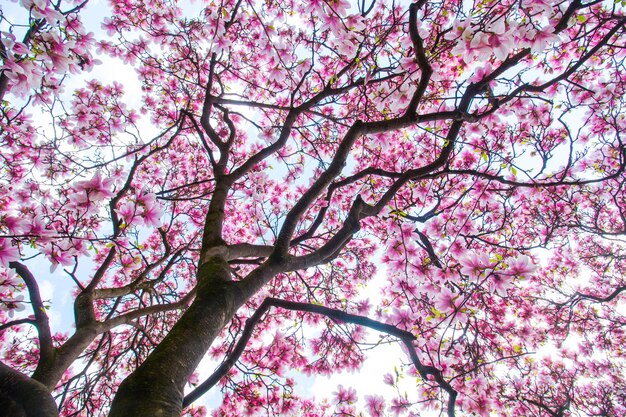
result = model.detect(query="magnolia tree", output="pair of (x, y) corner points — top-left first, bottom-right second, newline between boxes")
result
(1, 0), (626, 416)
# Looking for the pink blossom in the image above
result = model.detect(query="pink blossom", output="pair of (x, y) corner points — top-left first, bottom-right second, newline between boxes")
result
(3, 215), (29, 234)
(0, 270), (20, 288)
(42, 243), (75, 272)
(488, 273), (515, 296)
(69, 171), (115, 211)
(389, 396), (410, 416)
(116, 202), (137, 224)
(469, 63), (494, 84)
(469, 394), (494, 417)
(12, 42), (29, 55)
(434, 287), (458, 313)
(391, 307), (413, 329)
(333, 384), (357, 404)
(267, 66), (285, 84)
(383, 373), (394, 386)
(364, 395), (385, 417)
(326, 0), (351, 16)
(120, 254), (142, 270)
(508, 255), (537, 278)
(459, 253), (493, 278)
(137, 192), (164, 227)
(530, 27), (560, 53)
(78, 171), (115, 200)
(0, 239), (19, 266)
(1, 294), (26, 318)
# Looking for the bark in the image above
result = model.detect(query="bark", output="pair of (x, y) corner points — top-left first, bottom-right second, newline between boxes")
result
(108, 255), (246, 417)
(32, 325), (102, 390)
(0, 361), (58, 417)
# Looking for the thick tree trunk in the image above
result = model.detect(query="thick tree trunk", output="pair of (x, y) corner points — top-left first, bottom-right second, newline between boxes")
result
(108, 256), (245, 417)
(0, 361), (58, 417)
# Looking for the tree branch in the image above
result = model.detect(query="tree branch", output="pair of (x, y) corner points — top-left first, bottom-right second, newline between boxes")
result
(8, 262), (54, 369)
(0, 318), (36, 333)
(101, 289), (196, 331)
(183, 297), (457, 417)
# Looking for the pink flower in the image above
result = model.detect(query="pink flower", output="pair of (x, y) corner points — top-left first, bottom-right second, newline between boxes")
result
(1, 294), (26, 318)
(508, 255), (537, 278)
(434, 287), (458, 313)
(391, 307), (413, 329)
(530, 27), (560, 54)
(267, 66), (285, 84)
(328, 0), (351, 15)
(469, 394), (494, 417)
(42, 243), (75, 272)
(489, 273), (514, 296)
(0, 239), (19, 266)
(73, 171), (115, 202)
(116, 201), (137, 224)
(69, 172), (115, 213)
(137, 192), (164, 227)
(383, 373), (394, 386)
(333, 384), (357, 404)
(12, 42), (29, 55)
(364, 395), (385, 417)
(120, 254), (142, 270)
(459, 253), (493, 278)
(389, 396), (410, 416)
(3, 215), (29, 234)
(469, 63), (494, 84)
(142, 203), (163, 227)
(0, 270), (20, 288)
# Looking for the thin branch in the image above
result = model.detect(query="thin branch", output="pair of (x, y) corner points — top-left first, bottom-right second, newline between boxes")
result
(101, 289), (196, 331)
(0, 318), (36, 333)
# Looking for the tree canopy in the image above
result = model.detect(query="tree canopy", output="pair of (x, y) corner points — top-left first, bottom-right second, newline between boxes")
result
(1, 0), (626, 416)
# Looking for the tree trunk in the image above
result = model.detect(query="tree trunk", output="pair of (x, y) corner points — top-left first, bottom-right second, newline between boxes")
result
(108, 256), (245, 417)
(0, 361), (58, 417)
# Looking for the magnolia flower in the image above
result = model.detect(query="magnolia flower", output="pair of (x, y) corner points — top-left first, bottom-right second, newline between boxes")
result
(120, 254), (142, 270)
(3, 215), (29, 234)
(508, 255), (538, 278)
(74, 171), (115, 202)
(1, 294), (26, 318)
(0, 270), (20, 288)
(489, 273), (515, 296)
(42, 242), (75, 272)
(116, 201), (137, 224)
(69, 171), (115, 213)
(136, 192), (164, 227)
(530, 27), (560, 54)
(326, 0), (350, 16)
(333, 385), (357, 404)
(434, 286), (458, 313)
(459, 253), (493, 278)
(364, 395), (385, 417)
(390, 396), (410, 417)
(382, 373), (394, 386)
(0, 239), (19, 266)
